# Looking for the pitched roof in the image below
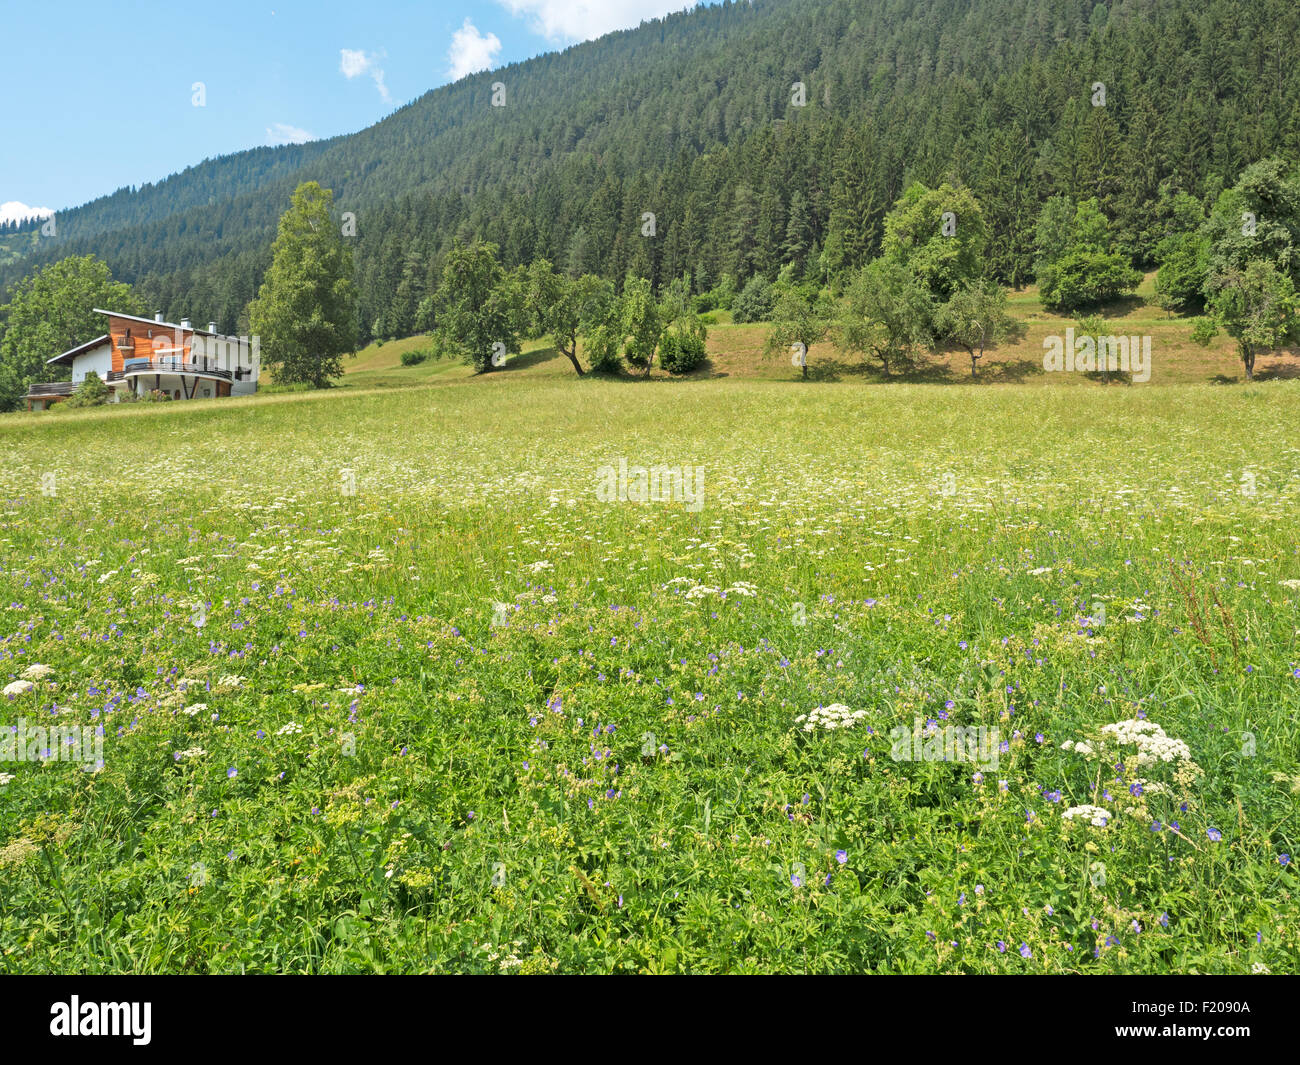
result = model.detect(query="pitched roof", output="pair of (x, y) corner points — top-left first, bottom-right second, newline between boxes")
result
(46, 334), (111, 367)
(91, 308), (236, 340)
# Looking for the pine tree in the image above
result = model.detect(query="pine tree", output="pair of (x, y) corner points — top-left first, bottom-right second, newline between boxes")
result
(783, 190), (815, 271)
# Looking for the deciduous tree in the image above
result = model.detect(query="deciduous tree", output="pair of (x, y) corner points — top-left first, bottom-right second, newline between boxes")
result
(0, 254), (142, 411)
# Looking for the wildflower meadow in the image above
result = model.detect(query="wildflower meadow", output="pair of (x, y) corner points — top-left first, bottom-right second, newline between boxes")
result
(1, 378), (1296, 973)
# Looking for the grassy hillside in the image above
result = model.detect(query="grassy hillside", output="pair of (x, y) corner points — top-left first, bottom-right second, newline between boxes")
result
(340, 276), (1297, 388)
(1, 377), (1296, 972)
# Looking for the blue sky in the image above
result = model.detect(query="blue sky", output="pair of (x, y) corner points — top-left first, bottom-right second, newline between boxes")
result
(0, 0), (695, 222)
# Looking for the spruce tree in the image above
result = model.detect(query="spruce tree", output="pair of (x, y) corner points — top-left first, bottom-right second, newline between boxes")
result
(248, 182), (358, 388)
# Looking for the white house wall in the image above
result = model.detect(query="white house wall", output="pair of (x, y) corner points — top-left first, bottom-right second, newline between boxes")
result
(70, 343), (113, 384)
(126, 374), (222, 400)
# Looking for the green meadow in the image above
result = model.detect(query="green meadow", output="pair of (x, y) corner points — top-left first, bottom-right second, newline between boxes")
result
(1, 375), (1298, 973)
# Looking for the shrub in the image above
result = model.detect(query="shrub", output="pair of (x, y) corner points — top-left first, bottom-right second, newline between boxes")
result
(657, 318), (709, 374)
(400, 349), (430, 366)
(1038, 250), (1142, 312)
(583, 323), (624, 373)
(714, 273), (738, 310)
(1153, 232), (1208, 315)
(64, 371), (109, 408)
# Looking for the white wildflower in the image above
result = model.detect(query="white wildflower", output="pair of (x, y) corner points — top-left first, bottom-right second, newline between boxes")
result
(685, 584), (720, 599)
(1100, 719), (1191, 764)
(1062, 805), (1112, 827)
(797, 703), (869, 732)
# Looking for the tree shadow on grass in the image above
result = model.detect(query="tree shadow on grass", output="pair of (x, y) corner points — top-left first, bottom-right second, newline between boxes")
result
(1254, 360), (1300, 381)
(979, 358), (1046, 383)
(580, 358), (730, 382)
(797, 353), (1045, 384)
(1088, 293), (1146, 317)
(1211, 362), (1300, 383)
(874, 355), (1045, 384)
(894, 359), (958, 383)
(505, 345), (563, 371)
(803, 358), (875, 382)
(673, 359), (729, 380)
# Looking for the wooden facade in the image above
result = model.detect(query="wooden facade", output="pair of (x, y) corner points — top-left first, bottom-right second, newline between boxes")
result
(106, 314), (195, 375)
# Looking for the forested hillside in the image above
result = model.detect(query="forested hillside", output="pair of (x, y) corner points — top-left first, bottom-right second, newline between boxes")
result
(3, 0), (1298, 342)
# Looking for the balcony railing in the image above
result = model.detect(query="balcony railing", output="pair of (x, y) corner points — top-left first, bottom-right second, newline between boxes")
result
(26, 381), (75, 397)
(121, 356), (234, 382)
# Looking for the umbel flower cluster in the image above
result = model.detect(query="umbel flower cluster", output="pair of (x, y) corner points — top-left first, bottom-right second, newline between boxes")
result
(795, 703), (869, 732)
(1061, 719), (1193, 766)
(1099, 719), (1192, 766)
(1057, 717), (1203, 830)
(1062, 804), (1112, 827)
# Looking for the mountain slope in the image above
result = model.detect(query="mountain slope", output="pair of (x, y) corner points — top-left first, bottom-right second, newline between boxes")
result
(4, 0), (1300, 341)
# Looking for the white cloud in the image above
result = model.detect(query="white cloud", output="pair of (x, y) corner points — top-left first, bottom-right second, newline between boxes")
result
(0, 201), (54, 226)
(340, 48), (391, 102)
(496, 0), (690, 42)
(447, 18), (503, 80)
(266, 123), (314, 145)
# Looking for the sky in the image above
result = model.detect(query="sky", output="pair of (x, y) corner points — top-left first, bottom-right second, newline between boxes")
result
(0, 0), (699, 222)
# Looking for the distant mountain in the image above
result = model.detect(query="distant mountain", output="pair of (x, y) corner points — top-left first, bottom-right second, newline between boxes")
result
(4, 0), (1299, 343)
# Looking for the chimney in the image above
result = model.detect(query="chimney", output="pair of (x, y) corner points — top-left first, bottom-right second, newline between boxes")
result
(208, 321), (217, 334)
(180, 317), (191, 330)
(154, 312), (164, 323)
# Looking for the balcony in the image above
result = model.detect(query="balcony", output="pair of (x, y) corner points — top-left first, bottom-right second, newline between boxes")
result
(119, 356), (234, 382)
(26, 381), (75, 397)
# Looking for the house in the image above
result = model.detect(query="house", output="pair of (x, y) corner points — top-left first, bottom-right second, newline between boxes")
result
(25, 310), (259, 410)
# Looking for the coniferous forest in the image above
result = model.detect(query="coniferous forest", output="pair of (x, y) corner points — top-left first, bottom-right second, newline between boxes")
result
(2, 0), (1298, 343)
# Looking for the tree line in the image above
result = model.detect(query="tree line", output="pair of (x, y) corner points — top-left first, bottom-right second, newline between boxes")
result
(2, 152), (1295, 408)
